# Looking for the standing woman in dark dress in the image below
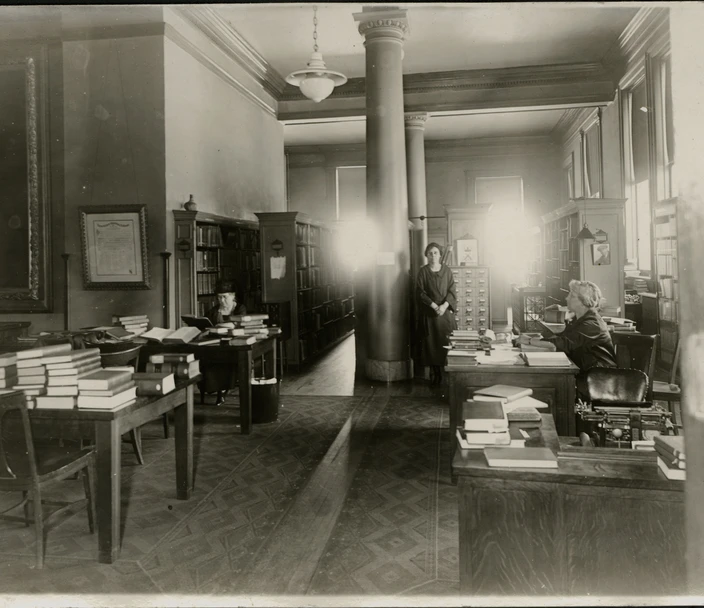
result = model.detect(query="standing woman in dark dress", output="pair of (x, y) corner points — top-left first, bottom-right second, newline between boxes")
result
(417, 242), (457, 385)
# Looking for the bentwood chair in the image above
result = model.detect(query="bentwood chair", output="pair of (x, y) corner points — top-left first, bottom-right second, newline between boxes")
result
(0, 391), (97, 568)
(611, 333), (658, 401)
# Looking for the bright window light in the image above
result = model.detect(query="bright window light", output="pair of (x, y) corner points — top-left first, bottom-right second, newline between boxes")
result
(336, 219), (378, 271)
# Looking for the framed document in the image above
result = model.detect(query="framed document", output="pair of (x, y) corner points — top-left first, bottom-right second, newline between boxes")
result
(79, 205), (151, 289)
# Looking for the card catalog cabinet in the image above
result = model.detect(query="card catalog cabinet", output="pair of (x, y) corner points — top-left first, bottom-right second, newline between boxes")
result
(449, 266), (491, 331)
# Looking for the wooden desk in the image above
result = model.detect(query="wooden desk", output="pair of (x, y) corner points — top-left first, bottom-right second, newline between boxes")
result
(445, 355), (580, 438)
(28, 377), (198, 564)
(452, 415), (685, 596)
(138, 336), (277, 435)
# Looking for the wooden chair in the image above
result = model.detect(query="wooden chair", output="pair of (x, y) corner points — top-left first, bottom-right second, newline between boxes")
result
(0, 392), (96, 569)
(653, 338), (681, 424)
(98, 343), (153, 465)
(611, 333), (658, 401)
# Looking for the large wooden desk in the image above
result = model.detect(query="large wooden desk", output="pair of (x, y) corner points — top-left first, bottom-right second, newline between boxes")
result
(138, 336), (277, 435)
(446, 352), (580, 438)
(452, 414), (685, 596)
(28, 377), (198, 564)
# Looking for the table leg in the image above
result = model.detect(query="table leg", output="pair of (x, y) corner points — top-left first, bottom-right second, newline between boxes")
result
(174, 385), (194, 499)
(238, 350), (253, 434)
(265, 340), (277, 380)
(94, 420), (122, 564)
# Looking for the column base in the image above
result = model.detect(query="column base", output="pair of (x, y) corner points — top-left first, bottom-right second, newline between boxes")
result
(365, 358), (414, 382)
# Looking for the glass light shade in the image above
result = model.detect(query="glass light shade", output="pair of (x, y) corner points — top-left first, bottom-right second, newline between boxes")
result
(299, 75), (336, 103)
(576, 222), (596, 240)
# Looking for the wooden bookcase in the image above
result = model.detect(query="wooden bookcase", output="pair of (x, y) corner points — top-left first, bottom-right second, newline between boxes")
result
(540, 198), (626, 316)
(256, 211), (355, 367)
(653, 197), (680, 365)
(173, 210), (261, 324)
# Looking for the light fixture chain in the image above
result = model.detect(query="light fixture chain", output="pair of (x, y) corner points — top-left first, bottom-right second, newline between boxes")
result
(312, 5), (318, 53)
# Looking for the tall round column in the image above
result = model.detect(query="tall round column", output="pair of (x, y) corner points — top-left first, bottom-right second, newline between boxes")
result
(405, 112), (429, 279)
(354, 8), (412, 381)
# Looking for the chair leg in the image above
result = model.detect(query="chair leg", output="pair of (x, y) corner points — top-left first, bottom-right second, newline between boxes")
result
(22, 491), (30, 527)
(130, 428), (145, 465)
(82, 464), (96, 534)
(32, 489), (44, 569)
(162, 413), (169, 439)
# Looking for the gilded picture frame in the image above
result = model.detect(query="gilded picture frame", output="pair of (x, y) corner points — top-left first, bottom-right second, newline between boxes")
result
(79, 205), (151, 289)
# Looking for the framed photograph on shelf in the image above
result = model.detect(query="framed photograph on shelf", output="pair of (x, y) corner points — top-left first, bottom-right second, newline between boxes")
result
(456, 238), (478, 266)
(591, 242), (611, 266)
(79, 205), (151, 289)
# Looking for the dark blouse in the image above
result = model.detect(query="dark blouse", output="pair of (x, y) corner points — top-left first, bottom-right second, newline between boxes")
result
(417, 264), (457, 315)
(549, 309), (617, 372)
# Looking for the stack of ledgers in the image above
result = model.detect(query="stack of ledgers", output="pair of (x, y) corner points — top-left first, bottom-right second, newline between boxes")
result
(74, 368), (137, 411)
(602, 316), (637, 333)
(206, 313), (282, 346)
(654, 434), (686, 480)
(146, 352), (200, 379)
(112, 314), (150, 337)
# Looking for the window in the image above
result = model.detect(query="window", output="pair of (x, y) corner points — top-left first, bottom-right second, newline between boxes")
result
(653, 55), (676, 202)
(623, 79), (652, 272)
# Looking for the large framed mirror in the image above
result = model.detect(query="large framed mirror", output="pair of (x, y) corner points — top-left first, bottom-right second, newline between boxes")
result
(0, 50), (51, 312)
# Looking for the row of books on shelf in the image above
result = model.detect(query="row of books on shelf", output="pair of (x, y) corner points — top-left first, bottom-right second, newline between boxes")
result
(195, 250), (219, 272)
(220, 249), (260, 271)
(296, 244), (325, 268)
(297, 266), (355, 290)
(658, 276), (678, 299)
(224, 227), (259, 250)
(295, 222), (322, 246)
(196, 273), (218, 296)
(457, 384), (558, 468)
(298, 315), (355, 361)
(196, 225), (224, 248)
(659, 298), (678, 323)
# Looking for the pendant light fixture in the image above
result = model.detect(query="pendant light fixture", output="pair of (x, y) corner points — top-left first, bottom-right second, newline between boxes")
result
(285, 5), (347, 103)
(576, 221), (595, 240)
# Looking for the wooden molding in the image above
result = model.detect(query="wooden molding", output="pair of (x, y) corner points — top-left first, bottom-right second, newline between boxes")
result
(174, 6), (287, 99)
(163, 22), (276, 118)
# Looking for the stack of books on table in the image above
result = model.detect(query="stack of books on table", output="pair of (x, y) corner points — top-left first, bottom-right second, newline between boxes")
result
(448, 330), (482, 351)
(602, 316), (637, 333)
(15, 343), (74, 408)
(112, 314), (150, 336)
(146, 353), (200, 379)
(483, 446), (558, 468)
(76, 368), (136, 410)
(654, 434), (686, 481)
(457, 399), (511, 448)
(474, 384), (547, 429)
(132, 371), (176, 396)
(0, 352), (18, 390)
(228, 314), (271, 345)
(35, 348), (103, 409)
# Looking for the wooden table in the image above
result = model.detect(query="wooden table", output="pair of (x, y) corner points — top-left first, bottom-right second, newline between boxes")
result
(138, 336), (277, 435)
(452, 414), (685, 596)
(28, 377), (198, 564)
(445, 352), (580, 438)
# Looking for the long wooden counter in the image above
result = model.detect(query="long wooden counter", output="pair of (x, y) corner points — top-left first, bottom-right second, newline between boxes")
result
(452, 415), (685, 597)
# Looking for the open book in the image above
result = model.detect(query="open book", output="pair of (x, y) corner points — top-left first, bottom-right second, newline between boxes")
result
(180, 315), (214, 331)
(141, 326), (202, 344)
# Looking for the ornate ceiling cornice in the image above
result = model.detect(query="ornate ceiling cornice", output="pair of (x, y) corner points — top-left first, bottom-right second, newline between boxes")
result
(279, 62), (614, 102)
(174, 5), (287, 99)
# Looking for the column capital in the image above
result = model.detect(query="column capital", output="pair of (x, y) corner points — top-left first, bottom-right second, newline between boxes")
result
(353, 8), (409, 42)
(404, 112), (429, 130)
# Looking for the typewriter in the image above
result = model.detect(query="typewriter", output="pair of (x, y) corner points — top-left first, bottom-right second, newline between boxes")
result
(576, 400), (676, 448)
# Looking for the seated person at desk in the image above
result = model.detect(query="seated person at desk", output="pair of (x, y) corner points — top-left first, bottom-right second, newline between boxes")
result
(522, 279), (617, 397)
(204, 280), (246, 406)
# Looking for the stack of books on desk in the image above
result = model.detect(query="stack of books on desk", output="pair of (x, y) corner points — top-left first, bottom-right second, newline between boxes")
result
(521, 351), (573, 367)
(474, 384), (547, 428)
(132, 371), (176, 396)
(458, 400), (511, 448)
(112, 314), (150, 336)
(15, 344), (79, 408)
(449, 330), (482, 351)
(39, 348), (102, 407)
(0, 352), (18, 390)
(602, 316), (637, 333)
(76, 368), (137, 410)
(146, 353), (200, 379)
(654, 434), (686, 480)
(483, 446), (558, 468)
(445, 350), (478, 368)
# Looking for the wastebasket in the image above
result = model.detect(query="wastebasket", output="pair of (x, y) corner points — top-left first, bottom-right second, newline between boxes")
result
(251, 377), (279, 423)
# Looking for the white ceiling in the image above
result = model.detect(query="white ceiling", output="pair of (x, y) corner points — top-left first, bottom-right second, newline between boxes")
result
(217, 3), (638, 145)
(216, 3), (638, 78)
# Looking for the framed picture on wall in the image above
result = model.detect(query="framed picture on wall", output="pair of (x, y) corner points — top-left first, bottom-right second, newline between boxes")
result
(456, 238), (478, 266)
(79, 205), (151, 289)
(592, 242), (611, 266)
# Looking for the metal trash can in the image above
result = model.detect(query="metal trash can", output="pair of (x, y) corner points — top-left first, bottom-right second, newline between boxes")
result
(251, 377), (279, 423)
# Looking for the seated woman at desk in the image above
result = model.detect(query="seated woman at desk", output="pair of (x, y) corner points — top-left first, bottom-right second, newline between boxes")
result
(525, 279), (617, 396)
(417, 242), (457, 386)
(204, 280), (246, 406)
